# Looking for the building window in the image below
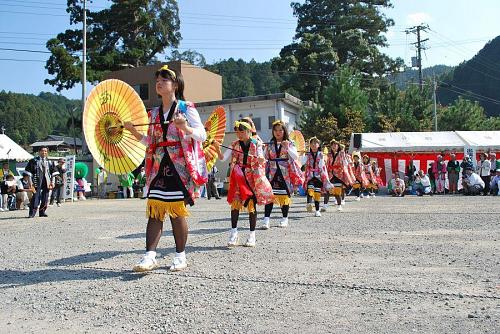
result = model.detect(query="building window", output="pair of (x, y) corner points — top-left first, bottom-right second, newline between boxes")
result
(133, 84), (149, 100)
(253, 117), (261, 131)
(268, 116), (275, 129)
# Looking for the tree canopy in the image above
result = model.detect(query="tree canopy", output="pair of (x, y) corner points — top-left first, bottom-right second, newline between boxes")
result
(273, 0), (403, 103)
(45, 0), (181, 91)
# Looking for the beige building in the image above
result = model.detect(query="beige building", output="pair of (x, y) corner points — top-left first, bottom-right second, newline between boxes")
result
(104, 61), (222, 108)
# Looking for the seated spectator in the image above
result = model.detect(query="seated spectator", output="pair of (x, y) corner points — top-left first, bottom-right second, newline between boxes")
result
(462, 167), (485, 196)
(393, 175), (405, 197)
(490, 169), (500, 196)
(16, 171), (34, 210)
(414, 170), (433, 196)
(4, 175), (17, 210)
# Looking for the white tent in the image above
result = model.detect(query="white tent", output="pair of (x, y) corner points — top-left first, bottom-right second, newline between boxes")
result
(350, 131), (467, 153)
(0, 134), (33, 161)
(455, 131), (500, 151)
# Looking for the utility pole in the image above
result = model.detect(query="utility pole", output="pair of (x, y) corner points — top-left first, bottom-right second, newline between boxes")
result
(406, 24), (429, 91)
(433, 78), (438, 131)
(81, 0), (87, 155)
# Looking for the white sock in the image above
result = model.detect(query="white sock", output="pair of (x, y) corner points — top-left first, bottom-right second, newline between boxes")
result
(145, 251), (156, 259)
(263, 217), (270, 223)
(249, 231), (256, 239)
(175, 251), (186, 260)
(231, 227), (238, 233)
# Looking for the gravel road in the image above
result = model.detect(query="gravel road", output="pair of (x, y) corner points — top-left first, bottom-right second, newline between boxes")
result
(0, 195), (498, 333)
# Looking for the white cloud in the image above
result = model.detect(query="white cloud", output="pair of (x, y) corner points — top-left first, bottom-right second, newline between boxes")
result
(406, 12), (432, 25)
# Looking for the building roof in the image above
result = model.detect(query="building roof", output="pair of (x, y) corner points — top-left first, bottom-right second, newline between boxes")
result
(30, 140), (65, 147)
(47, 135), (82, 146)
(0, 134), (34, 161)
(195, 93), (305, 108)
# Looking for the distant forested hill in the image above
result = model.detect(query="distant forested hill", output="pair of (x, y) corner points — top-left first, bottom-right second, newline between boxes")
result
(437, 36), (500, 117)
(0, 91), (80, 145)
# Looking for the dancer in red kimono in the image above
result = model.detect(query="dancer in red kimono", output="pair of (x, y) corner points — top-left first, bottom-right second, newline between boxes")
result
(352, 152), (369, 201)
(125, 65), (207, 272)
(215, 119), (273, 247)
(324, 140), (352, 211)
(261, 120), (304, 229)
(303, 137), (332, 217)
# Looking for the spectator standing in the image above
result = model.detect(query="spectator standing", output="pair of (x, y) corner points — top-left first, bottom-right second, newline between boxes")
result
(135, 166), (147, 198)
(97, 167), (108, 198)
(462, 167), (485, 196)
(25, 147), (54, 218)
(118, 172), (134, 198)
(447, 154), (460, 194)
(476, 153), (491, 195)
(427, 162), (436, 193)
(432, 155), (447, 194)
(49, 158), (66, 207)
(206, 165), (221, 200)
(460, 156), (474, 177)
(406, 159), (417, 187)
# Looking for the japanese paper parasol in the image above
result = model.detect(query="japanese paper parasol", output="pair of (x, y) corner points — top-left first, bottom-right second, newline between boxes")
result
(83, 79), (148, 174)
(203, 106), (226, 171)
(289, 130), (305, 154)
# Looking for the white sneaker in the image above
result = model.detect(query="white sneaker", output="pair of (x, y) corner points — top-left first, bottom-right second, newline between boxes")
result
(320, 204), (328, 212)
(244, 234), (256, 247)
(79, 196), (86, 201)
(370, 194), (376, 198)
(133, 255), (159, 272)
(315, 210), (321, 217)
(306, 203), (313, 212)
(355, 197), (361, 202)
(261, 217), (270, 230)
(279, 217), (289, 228)
(228, 230), (239, 247)
(0, 208), (4, 212)
(169, 256), (187, 272)
(341, 200), (346, 205)
(360, 194), (365, 198)
(337, 205), (343, 211)
(56, 203), (61, 207)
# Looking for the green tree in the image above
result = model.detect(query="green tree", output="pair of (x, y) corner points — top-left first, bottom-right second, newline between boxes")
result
(438, 97), (499, 131)
(299, 65), (368, 144)
(273, 0), (403, 103)
(45, 0), (181, 91)
(206, 58), (284, 99)
(167, 49), (206, 67)
(371, 83), (433, 132)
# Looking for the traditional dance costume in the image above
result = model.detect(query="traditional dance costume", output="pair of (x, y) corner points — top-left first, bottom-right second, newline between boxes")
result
(325, 149), (352, 210)
(262, 140), (304, 227)
(304, 150), (332, 216)
(142, 101), (207, 220)
(222, 137), (273, 246)
(352, 159), (369, 200)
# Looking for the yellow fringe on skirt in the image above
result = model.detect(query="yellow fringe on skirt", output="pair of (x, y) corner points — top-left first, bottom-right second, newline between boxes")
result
(330, 186), (342, 196)
(146, 199), (190, 220)
(273, 194), (291, 207)
(230, 199), (255, 213)
(308, 188), (321, 201)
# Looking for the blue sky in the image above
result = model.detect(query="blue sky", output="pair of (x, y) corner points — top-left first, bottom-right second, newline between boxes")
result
(0, 0), (499, 100)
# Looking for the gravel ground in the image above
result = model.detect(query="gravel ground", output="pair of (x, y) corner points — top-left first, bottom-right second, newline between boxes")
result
(0, 195), (498, 333)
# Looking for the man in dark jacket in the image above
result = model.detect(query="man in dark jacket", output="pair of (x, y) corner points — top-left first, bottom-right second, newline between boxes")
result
(25, 147), (54, 218)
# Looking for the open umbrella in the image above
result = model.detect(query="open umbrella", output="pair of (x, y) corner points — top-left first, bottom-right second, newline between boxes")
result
(290, 130), (305, 154)
(202, 106), (226, 171)
(83, 79), (148, 174)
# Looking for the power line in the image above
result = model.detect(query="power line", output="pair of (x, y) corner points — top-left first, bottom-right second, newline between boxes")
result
(0, 58), (45, 63)
(438, 81), (500, 105)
